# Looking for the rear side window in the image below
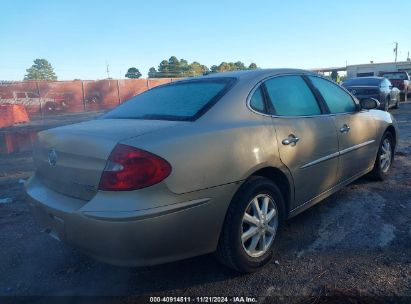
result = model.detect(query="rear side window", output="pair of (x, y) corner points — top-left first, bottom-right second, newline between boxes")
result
(264, 76), (321, 116)
(249, 86), (265, 113)
(104, 78), (235, 121)
(308, 76), (357, 113)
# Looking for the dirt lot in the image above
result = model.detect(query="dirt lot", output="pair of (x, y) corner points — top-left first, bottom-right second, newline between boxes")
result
(0, 105), (410, 302)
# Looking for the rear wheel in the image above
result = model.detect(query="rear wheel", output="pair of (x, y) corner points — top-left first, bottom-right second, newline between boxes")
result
(215, 176), (285, 273)
(369, 132), (394, 180)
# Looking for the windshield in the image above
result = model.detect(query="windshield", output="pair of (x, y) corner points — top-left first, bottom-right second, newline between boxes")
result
(381, 73), (407, 80)
(103, 78), (235, 121)
(342, 78), (381, 86)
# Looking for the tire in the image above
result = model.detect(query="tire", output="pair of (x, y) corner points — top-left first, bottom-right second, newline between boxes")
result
(405, 90), (408, 102)
(44, 101), (58, 113)
(369, 132), (395, 180)
(400, 92), (407, 102)
(393, 97), (400, 109)
(215, 176), (285, 273)
(384, 97), (389, 111)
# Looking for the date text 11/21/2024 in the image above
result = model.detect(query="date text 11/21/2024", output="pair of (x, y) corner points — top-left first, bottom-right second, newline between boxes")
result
(149, 296), (258, 303)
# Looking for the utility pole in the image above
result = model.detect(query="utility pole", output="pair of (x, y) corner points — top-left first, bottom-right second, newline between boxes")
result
(394, 42), (398, 62)
(106, 62), (110, 79)
(407, 51), (410, 61)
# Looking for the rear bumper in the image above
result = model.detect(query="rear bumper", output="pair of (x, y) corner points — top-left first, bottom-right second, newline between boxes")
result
(354, 94), (381, 101)
(25, 175), (238, 266)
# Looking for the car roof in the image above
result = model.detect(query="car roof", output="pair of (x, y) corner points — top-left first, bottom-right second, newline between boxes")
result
(348, 76), (384, 80)
(200, 68), (315, 80)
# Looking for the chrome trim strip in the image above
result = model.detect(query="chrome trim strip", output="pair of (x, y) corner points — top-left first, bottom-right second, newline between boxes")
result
(82, 198), (210, 222)
(289, 166), (373, 216)
(299, 140), (375, 169)
(300, 152), (340, 169)
(339, 140), (375, 156)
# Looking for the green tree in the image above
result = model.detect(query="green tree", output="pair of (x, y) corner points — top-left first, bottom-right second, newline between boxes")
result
(187, 61), (209, 76)
(125, 67), (142, 79)
(179, 59), (190, 76)
(158, 60), (170, 77)
(24, 58), (57, 80)
(210, 65), (219, 73)
(234, 61), (246, 70)
(148, 67), (157, 78)
(218, 62), (231, 72)
(248, 63), (258, 69)
(210, 61), (255, 73)
(168, 56), (181, 77)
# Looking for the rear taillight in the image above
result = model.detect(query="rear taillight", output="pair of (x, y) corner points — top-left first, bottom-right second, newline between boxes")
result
(99, 144), (171, 191)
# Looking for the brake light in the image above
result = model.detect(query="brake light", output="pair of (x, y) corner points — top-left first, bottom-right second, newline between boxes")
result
(99, 144), (171, 191)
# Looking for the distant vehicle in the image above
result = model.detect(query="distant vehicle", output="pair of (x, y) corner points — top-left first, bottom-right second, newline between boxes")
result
(0, 92), (69, 114)
(380, 71), (411, 102)
(0, 92), (50, 106)
(342, 77), (400, 111)
(43, 93), (71, 113)
(26, 69), (398, 273)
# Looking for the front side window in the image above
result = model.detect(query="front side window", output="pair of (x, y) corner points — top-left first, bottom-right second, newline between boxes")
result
(264, 76), (321, 116)
(308, 76), (357, 114)
(103, 78), (235, 121)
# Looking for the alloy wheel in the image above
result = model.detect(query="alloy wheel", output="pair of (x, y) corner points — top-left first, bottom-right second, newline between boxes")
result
(380, 138), (392, 173)
(241, 194), (278, 258)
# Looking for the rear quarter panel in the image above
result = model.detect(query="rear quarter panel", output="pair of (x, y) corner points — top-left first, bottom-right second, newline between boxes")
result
(121, 114), (287, 195)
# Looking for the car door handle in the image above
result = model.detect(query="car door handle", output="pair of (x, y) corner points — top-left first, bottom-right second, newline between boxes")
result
(339, 124), (350, 133)
(282, 134), (300, 146)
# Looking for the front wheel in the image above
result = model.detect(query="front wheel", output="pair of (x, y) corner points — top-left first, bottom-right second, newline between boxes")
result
(384, 97), (390, 111)
(369, 132), (395, 180)
(215, 176), (285, 273)
(400, 92), (407, 102)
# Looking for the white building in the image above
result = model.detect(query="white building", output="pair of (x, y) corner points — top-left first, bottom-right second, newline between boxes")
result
(346, 61), (411, 78)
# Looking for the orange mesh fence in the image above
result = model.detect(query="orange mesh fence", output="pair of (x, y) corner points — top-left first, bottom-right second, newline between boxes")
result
(147, 78), (173, 89)
(118, 79), (149, 103)
(0, 78), (177, 122)
(38, 81), (84, 114)
(83, 80), (119, 111)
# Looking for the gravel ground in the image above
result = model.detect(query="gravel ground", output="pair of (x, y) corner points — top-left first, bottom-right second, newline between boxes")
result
(0, 104), (410, 303)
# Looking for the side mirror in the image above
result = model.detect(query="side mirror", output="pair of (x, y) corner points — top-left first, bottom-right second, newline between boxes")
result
(360, 98), (380, 110)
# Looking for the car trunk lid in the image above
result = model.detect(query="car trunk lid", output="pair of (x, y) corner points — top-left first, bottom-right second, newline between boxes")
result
(33, 119), (179, 201)
(344, 86), (379, 96)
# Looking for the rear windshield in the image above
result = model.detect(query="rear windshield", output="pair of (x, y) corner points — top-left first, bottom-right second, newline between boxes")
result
(381, 73), (407, 80)
(103, 78), (236, 121)
(342, 78), (381, 86)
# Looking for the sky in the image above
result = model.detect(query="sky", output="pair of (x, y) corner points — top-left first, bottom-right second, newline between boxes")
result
(1, 0), (411, 80)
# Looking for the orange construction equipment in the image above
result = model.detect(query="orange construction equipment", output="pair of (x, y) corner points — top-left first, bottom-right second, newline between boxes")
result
(0, 104), (30, 128)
